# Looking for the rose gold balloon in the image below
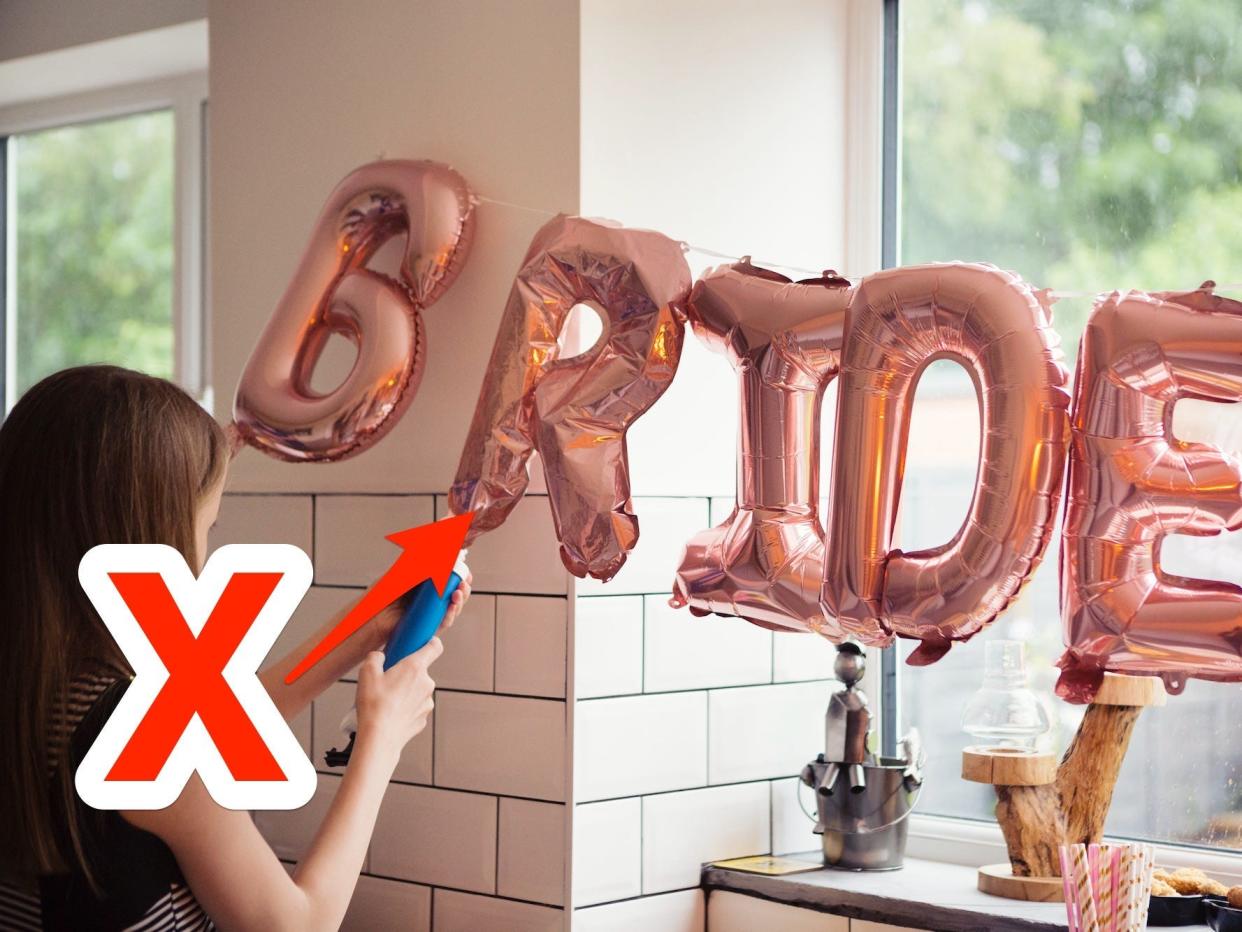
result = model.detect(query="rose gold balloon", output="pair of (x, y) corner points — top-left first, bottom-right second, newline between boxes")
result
(823, 263), (1071, 663)
(1058, 284), (1242, 703)
(233, 160), (475, 462)
(450, 216), (689, 581)
(671, 261), (849, 635)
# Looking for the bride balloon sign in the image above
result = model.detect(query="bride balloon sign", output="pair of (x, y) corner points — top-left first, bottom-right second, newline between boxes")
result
(233, 159), (1242, 703)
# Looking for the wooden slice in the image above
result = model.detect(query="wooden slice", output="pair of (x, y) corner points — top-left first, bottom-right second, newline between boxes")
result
(961, 748), (1058, 786)
(1092, 672), (1167, 707)
(977, 863), (1065, 902)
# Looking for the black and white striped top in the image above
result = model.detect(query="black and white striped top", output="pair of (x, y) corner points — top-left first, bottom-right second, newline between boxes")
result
(0, 670), (214, 931)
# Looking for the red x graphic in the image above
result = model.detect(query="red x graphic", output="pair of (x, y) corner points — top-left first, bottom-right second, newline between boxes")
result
(105, 571), (286, 782)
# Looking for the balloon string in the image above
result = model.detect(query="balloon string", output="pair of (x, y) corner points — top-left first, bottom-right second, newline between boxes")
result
(473, 196), (1242, 296)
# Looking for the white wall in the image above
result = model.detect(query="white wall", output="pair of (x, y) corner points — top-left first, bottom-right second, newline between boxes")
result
(0, 0), (204, 61)
(572, 2), (850, 927)
(208, 0), (581, 927)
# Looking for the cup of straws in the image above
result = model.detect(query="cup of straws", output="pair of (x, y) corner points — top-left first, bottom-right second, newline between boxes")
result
(1059, 843), (1154, 932)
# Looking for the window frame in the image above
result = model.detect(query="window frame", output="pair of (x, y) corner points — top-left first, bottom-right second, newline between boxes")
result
(0, 71), (208, 411)
(869, 0), (1242, 869)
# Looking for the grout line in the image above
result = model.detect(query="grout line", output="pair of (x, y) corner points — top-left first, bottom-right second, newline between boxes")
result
(576, 775), (798, 807)
(359, 876), (564, 911)
(576, 678), (834, 702)
(573, 884), (704, 911)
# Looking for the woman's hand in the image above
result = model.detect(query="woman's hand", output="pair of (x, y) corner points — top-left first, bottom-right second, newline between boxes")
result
(354, 638), (442, 753)
(366, 568), (473, 651)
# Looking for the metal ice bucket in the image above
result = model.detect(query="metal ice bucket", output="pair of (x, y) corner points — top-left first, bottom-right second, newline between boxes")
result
(800, 756), (921, 871)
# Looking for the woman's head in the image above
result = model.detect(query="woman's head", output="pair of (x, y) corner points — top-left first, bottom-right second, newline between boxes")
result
(0, 365), (229, 879)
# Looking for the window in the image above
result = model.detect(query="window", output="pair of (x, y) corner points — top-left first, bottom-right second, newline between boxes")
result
(1, 74), (205, 410)
(892, 0), (1242, 850)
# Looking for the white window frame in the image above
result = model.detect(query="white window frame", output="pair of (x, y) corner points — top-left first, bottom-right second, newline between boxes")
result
(0, 70), (208, 409)
(845, 0), (1242, 874)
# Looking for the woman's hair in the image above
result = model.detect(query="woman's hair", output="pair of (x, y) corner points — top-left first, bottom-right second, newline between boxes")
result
(0, 365), (229, 882)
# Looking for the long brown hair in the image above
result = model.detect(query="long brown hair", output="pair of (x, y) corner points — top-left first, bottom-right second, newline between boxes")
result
(0, 365), (228, 882)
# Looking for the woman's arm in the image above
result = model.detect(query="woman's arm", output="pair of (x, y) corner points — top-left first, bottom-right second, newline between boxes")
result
(260, 577), (470, 721)
(125, 643), (439, 932)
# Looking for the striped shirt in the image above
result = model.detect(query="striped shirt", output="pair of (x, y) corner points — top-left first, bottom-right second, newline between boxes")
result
(0, 670), (213, 931)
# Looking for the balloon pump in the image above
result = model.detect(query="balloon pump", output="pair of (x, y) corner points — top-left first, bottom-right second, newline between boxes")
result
(325, 553), (468, 767)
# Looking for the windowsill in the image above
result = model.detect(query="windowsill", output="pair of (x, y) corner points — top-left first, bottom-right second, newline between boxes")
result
(702, 855), (1209, 932)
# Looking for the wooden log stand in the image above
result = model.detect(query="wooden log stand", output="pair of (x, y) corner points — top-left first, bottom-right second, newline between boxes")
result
(961, 673), (1166, 902)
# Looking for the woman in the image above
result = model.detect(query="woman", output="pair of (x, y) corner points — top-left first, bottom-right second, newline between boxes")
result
(0, 365), (468, 931)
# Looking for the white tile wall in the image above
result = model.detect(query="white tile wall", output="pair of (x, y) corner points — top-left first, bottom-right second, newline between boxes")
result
(253, 773), (343, 863)
(576, 692), (707, 801)
(708, 682), (831, 784)
(496, 596), (568, 698)
(573, 889), (706, 932)
(498, 799), (566, 906)
(434, 691), (567, 801)
(314, 495), (436, 585)
(771, 777), (818, 856)
(436, 494), (568, 595)
(641, 782), (770, 893)
(577, 498), (708, 596)
(773, 631), (838, 683)
(574, 596), (643, 699)
(573, 798), (642, 907)
(706, 890), (847, 932)
(432, 890), (562, 932)
(343, 876), (431, 932)
(434, 593), (497, 692)
(643, 596), (771, 692)
(211, 493), (313, 555)
(268, 585), (360, 672)
(370, 784), (497, 893)
(313, 679), (433, 784)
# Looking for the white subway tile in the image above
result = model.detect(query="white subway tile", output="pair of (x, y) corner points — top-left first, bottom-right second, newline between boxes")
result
(434, 692), (566, 801)
(254, 773), (341, 862)
(707, 890), (846, 931)
(574, 889), (705, 932)
(773, 631), (838, 683)
(211, 494), (313, 555)
(577, 498), (708, 596)
(266, 585), (360, 670)
(576, 693), (707, 801)
(432, 890), (562, 932)
(573, 798), (641, 907)
(495, 596), (567, 698)
(371, 784), (496, 892)
(343, 876), (430, 932)
(314, 495), (435, 585)
(574, 596), (643, 699)
(771, 777), (819, 856)
(708, 682), (831, 784)
(643, 596), (771, 692)
(437, 494), (568, 595)
(435, 593), (496, 692)
(498, 799), (566, 906)
(709, 496), (736, 526)
(312, 680), (432, 784)
(642, 782), (770, 893)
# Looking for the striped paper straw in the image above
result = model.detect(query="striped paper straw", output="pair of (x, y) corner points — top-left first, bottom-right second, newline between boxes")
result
(1060, 846), (1080, 932)
(1097, 844), (1113, 932)
(1074, 845), (1101, 932)
(1135, 845), (1155, 929)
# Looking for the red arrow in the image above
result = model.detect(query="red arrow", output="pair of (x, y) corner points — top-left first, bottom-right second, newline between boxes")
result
(284, 512), (474, 684)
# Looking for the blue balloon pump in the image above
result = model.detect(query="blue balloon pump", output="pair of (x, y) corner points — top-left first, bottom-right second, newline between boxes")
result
(325, 553), (468, 767)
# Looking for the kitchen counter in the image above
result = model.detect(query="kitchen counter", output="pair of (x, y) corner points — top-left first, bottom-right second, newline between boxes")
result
(702, 856), (1213, 931)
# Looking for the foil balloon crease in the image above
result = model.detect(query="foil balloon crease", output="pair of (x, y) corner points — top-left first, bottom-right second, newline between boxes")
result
(825, 263), (1071, 662)
(233, 160), (475, 462)
(672, 261), (1069, 663)
(1058, 284), (1242, 703)
(450, 215), (689, 581)
(671, 260), (849, 635)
